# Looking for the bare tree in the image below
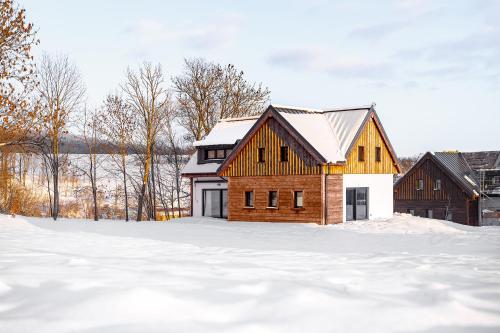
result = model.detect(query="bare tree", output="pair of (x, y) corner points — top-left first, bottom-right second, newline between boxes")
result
(122, 62), (170, 221)
(79, 107), (101, 221)
(173, 58), (270, 142)
(98, 94), (136, 221)
(162, 120), (188, 216)
(36, 54), (85, 220)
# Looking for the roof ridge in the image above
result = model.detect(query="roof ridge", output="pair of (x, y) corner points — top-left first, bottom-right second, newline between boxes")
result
(219, 115), (261, 122)
(322, 103), (374, 113)
(270, 104), (322, 113)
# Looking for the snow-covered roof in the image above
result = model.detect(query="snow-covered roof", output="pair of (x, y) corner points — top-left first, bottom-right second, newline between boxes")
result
(193, 116), (259, 147)
(273, 105), (371, 162)
(181, 153), (220, 175)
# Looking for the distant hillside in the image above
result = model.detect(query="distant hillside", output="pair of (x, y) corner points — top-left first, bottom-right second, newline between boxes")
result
(9, 134), (191, 155)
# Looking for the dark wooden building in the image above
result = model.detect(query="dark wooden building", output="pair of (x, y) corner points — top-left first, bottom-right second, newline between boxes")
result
(394, 152), (480, 226)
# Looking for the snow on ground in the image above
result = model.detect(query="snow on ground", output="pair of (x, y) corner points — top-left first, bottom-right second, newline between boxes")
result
(1, 214), (500, 333)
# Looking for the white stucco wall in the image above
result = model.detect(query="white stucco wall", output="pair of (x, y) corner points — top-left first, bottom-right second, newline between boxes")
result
(192, 177), (228, 217)
(342, 174), (393, 222)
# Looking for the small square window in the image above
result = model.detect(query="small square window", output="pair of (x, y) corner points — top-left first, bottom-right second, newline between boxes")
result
(358, 146), (365, 162)
(258, 147), (265, 163)
(294, 191), (303, 208)
(493, 176), (500, 185)
(268, 191), (278, 208)
(434, 179), (441, 191)
(426, 209), (433, 219)
(245, 191), (254, 207)
(225, 149), (232, 157)
(280, 146), (289, 162)
(375, 146), (381, 162)
(206, 150), (215, 159)
(216, 149), (225, 159)
(416, 179), (424, 190)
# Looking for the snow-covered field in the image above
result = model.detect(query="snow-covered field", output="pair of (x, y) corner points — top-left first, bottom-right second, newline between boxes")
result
(1, 214), (500, 333)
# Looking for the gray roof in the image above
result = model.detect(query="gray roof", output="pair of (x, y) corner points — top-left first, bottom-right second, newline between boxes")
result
(462, 151), (500, 171)
(271, 104), (373, 163)
(432, 152), (479, 195)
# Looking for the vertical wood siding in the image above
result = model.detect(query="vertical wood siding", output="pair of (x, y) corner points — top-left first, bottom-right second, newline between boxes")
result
(326, 117), (398, 174)
(220, 118), (322, 177)
(325, 174), (343, 224)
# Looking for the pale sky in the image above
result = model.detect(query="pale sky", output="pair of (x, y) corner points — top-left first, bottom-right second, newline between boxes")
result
(22, 0), (500, 156)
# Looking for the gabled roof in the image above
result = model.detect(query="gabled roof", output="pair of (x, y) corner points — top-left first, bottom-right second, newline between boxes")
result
(218, 103), (400, 173)
(396, 151), (479, 197)
(462, 151), (500, 171)
(266, 104), (378, 163)
(193, 116), (259, 147)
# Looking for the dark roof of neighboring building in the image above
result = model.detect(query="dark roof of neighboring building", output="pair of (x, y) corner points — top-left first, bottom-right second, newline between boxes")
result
(432, 152), (479, 195)
(462, 151), (500, 170)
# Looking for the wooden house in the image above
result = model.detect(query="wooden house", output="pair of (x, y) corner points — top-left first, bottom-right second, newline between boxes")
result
(394, 151), (480, 226)
(213, 104), (400, 224)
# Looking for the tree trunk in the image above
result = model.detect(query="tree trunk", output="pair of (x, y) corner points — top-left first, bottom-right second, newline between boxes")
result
(52, 166), (59, 220)
(150, 150), (157, 221)
(174, 152), (181, 217)
(122, 155), (129, 222)
(92, 184), (98, 221)
(91, 158), (98, 221)
(136, 181), (147, 222)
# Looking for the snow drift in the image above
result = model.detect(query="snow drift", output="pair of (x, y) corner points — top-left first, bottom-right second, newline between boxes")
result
(1, 214), (500, 333)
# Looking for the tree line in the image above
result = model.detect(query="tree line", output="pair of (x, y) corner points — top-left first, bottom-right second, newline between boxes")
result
(0, 0), (270, 221)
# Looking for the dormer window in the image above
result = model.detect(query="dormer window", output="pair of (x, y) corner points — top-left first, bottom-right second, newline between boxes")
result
(206, 150), (216, 159)
(203, 147), (230, 161)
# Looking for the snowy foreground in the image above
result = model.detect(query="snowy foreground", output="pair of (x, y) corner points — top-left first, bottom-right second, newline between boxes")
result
(1, 215), (500, 333)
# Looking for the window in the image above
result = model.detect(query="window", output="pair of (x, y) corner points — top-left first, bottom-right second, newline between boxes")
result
(293, 191), (303, 208)
(244, 191), (254, 208)
(225, 149), (232, 157)
(426, 209), (433, 219)
(258, 147), (265, 163)
(268, 191), (278, 208)
(280, 146), (289, 162)
(407, 209), (415, 216)
(493, 176), (500, 185)
(375, 146), (381, 162)
(216, 149), (225, 159)
(434, 179), (441, 191)
(358, 146), (365, 162)
(206, 150), (216, 159)
(446, 210), (453, 221)
(416, 179), (424, 190)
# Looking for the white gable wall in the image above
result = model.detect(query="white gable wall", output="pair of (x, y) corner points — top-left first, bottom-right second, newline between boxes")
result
(192, 177), (228, 217)
(342, 174), (393, 222)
